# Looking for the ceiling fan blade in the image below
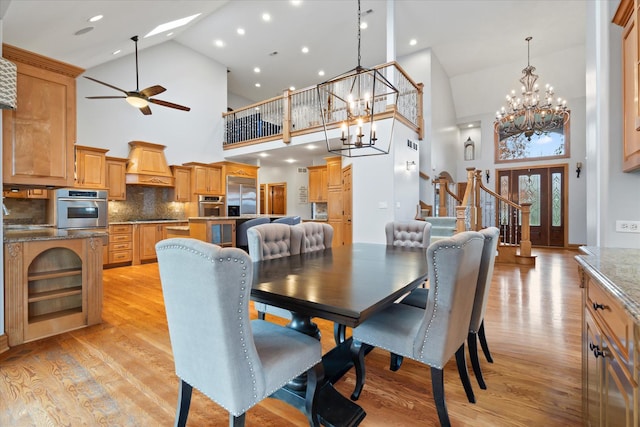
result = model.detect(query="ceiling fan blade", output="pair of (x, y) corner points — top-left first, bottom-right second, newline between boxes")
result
(84, 76), (128, 95)
(86, 96), (126, 99)
(149, 98), (191, 112)
(140, 85), (166, 98)
(140, 105), (152, 115)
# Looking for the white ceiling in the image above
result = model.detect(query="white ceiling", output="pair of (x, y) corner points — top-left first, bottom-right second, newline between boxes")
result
(2, 0), (586, 103)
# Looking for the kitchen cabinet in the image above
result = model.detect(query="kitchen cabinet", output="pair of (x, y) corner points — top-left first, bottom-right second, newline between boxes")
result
(106, 224), (133, 266)
(2, 44), (83, 187)
(3, 236), (103, 346)
(326, 157), (343, 245)
(105, 157), (127, 201)
(614, 0), (640, 172)
(189, 219), (236, 247)
(75, 145), (108, 189)
(326, 157), (342, 187)
(183, 162), (223, 196)
(171, 165), (191, 202)
(216, 161), (258, 179)
(308, 165), (327, 202)
(579, 261), (639, 426)
(2, 189), (48, 199)
(133, 222), (188, 265)
(125, 141), (174, 187)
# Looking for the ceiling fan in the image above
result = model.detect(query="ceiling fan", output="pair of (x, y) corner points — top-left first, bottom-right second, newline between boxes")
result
(84, 36), (190, 115)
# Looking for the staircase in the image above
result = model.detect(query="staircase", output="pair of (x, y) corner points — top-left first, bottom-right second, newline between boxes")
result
(422, 217), (456, 244)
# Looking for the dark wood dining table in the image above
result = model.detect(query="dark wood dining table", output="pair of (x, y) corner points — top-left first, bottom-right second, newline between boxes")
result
(251, 243), (429, 427)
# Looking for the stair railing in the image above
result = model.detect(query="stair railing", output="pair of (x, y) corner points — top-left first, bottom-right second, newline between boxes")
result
(434, 176), (462, 217)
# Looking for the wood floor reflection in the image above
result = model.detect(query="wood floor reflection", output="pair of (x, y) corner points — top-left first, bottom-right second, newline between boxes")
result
(0, 248), (583, 426)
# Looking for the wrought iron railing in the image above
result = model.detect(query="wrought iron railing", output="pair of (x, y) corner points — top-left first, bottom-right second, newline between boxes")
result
(222, 61), (423, 148)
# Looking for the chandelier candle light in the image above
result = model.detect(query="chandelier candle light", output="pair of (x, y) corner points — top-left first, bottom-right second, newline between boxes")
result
(317, 0), (398, 157)
(494, 36), (570, 141)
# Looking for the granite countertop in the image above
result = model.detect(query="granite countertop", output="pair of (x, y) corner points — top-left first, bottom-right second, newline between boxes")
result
(3, 226), (109, 243)
(188, 215), (284, 221)
(165, 225), (190, 231)
(109, 219), (189, 225)
(575, 246), (640, 322)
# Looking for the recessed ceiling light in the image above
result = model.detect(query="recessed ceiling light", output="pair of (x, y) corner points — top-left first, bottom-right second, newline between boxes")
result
(262, 13), (271, 22)
(74, 27), (94, 36)
(88, 15), (103, 23)
(112, 49), (121, 55)
(259, 152), (269, 157)
(289, 86), (296, 91)
(291, 0), (302, 5)
(468, 124), (474, 128)
(301, 46), (309, 54)
(166, 32), (174, 37)
(214, 39), (224, 47)
(360, 22), (368, 30)
(285, 158), (297, 163)
(409, 39), (417, 46)
(306, 144), (317, 150)
(144, 13), (201, 38)
(254, 67), (261, 73)
(318, 70), (325, 76)
(237, 28), (245, 35)
(255, 83), (261, 88)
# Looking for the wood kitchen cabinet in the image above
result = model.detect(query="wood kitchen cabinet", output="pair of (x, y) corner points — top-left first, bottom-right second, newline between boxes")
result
(105, 157), (127, 200)
(2, 44), (83, 187)
(614, 0), (640, 172)
(133, 222), (188, 265)
(183, 162), (224, 196)
(308, 165), (327, 202)
(170, 165), (191, 202)
(326, 157), (342, 187)
(75, 145), (109, 189)
(106, 224), (133, 266)
(326, 156), (343, 245)
(189, 219), (236, 247)
(2, 189), (48, 199)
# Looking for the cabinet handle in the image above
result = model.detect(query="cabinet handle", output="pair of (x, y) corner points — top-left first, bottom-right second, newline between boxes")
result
(592, 302), (606, 311)
(589, 342), (597, 352)
(593, 347), (607, 359)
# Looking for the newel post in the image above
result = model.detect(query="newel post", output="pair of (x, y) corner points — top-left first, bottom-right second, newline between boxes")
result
(519, 203), (532, 258)
(282, 89), (291, 144)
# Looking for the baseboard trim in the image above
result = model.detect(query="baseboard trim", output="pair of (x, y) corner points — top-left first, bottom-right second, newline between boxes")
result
(0, 334), (9, 354)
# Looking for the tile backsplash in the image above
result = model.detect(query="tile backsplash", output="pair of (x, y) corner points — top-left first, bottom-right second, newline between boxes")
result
(108, 186), (188, 222)
(3, 198), (48, 224)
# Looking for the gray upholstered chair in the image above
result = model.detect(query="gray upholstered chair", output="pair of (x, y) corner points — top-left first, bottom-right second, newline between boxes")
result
(385, 220), (432, 248)
(349, 231), (485, 427)
(399, 227), (500, 389)
(236, 217), (270, 251)
(156, 238), (323, 427)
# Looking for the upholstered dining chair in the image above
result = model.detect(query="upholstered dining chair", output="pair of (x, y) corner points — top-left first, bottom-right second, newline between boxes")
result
(399, 227), (500, 389)
(236, 217), (270, 251)
(156, 238), (323, 427)
(385, 220), (432, 248)
(349, 231), (485, 427)
(297, 222), (333, 253)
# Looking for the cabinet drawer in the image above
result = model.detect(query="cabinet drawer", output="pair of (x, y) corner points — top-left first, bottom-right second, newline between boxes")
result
(110, 224), (132, 233)
(587, 279), (634, 364)
(109, 242), (132, 251)
(110, 234), (132, 243)
(109, 250), (132, 263)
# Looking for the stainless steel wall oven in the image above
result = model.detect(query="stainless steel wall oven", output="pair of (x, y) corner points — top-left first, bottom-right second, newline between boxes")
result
(54, 189), (108, 229)
(198, 195), (224, 217)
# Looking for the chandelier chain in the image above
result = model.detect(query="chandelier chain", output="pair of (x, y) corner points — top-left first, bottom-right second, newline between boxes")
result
(357, 0), (361, 68)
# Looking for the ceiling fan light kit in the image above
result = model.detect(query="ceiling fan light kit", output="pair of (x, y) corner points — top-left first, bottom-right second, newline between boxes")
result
(85, 36), (190, 115)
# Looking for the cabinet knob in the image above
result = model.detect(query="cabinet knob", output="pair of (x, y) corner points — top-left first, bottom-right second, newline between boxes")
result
(592, 302), (606, 311)
(589, 342), (597, 352)
(593, 347), (607, 358)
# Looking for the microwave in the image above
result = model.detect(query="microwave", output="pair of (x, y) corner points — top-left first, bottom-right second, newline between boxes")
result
(54, 189), (108, 229)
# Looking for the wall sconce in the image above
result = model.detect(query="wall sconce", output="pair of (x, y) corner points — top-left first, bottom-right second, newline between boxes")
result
(406, 160), (416, 171)
(485, 169), (490, 183)
(576, 162), (582, 178)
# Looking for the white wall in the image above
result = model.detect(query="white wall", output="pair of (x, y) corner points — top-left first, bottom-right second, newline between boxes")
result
(258, 164), (312, 220)
(77, 41), (228, 165)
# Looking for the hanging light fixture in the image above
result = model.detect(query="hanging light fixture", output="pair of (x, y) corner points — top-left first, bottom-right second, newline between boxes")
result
(317, 0), (399, 157)
(494, 37), (569, 141)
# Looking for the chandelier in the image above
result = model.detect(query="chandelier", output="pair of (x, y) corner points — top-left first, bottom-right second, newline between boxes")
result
(317, 0), (398, 157)
(494, 37), (569, 141)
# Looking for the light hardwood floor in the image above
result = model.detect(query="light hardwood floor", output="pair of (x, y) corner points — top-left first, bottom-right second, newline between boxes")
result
(0, 248), (583, 426)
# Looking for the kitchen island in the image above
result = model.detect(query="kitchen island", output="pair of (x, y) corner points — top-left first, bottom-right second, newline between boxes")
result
(3, 226), (108, 347)
(187, 215), (284, 247)
(575, 247), (640, 426)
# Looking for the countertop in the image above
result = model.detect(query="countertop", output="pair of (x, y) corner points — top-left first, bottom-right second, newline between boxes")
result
(575, 246), (640, 323)
(3, 226), (109, 243)
(188, 215), (285, 221)
(109, 219), (188, 225)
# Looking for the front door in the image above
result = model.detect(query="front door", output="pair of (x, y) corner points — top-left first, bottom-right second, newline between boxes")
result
(497, 165), (566, 247)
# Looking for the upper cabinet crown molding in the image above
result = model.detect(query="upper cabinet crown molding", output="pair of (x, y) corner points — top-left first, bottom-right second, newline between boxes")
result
(2, 44), (84, 78)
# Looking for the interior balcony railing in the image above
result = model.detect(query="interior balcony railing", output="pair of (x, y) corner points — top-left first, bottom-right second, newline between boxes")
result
(455, 167), (534, 266)
(222, 62), (423, 149)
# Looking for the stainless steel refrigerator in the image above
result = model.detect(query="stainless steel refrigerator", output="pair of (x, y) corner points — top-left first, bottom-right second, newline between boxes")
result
(226, 176), (257, 216)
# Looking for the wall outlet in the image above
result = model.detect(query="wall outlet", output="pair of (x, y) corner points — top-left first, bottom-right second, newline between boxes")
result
(615, 220), (640, 233)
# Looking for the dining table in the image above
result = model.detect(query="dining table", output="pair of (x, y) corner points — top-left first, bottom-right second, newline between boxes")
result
(251, 242), (429, 427)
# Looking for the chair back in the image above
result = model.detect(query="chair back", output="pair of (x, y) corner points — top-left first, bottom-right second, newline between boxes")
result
(413, 231), (484, 368)
(385, 220), (431, 248)
(155, 238), (265, 414)
(236, 217), (270, 247)
(469, 227), (500, 333)
(247, 223), (303, 261)
(272, 216), (295, 225)
(296, 222), (333, 253)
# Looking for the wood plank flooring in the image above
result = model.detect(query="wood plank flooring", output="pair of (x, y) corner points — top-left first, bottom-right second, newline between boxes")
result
(0, 248), (583, 426)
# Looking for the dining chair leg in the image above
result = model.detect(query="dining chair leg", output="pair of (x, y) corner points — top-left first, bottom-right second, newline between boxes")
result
(257, 311), (266, 320)
(304, 363), (324, 427)
(478, 321), (493, 363)
(454, 344), (476, 404)
(175, 379), (193, 427)
(468, 332), (487, 389)
(389, 353), (404, 371)
(230, 413), (246, 427)
(430, 367), (451, 427)
(350, 340), (366, 401)
(333, 323), (346, 345)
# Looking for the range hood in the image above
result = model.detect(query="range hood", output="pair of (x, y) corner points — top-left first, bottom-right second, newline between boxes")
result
(125, 141), (175, 187)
